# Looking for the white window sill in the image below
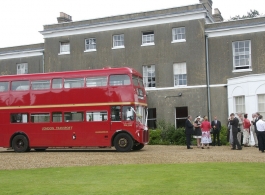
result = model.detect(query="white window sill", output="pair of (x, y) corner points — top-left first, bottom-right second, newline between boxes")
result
(233, 68), (252, 73)
(58, 52), (70, 55)
(141, 43), (155, 47)
(112, 46), (125, 50)
(174, 85), (187, 87)
(84, 49), (97, 53)
(171, 39), (186, 43)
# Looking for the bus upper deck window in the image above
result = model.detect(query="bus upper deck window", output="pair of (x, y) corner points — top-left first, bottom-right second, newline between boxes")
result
(64, 78), (84, 88)
(132, 76), (138, 86)
(52, 79), (63, 89)
(86, 76), (107, 87)
(0, 82), (9, 92)
(32, 80), (50, 90)
(11, 81), (29, 91)
(109, 75), (131, 86)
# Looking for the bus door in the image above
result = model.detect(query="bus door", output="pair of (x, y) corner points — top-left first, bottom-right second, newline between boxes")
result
(86, 110), (110, 146)
(111, 106), (135, 133)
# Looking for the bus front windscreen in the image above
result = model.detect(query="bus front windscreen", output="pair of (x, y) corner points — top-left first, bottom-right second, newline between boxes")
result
(136, 105), (147, 125)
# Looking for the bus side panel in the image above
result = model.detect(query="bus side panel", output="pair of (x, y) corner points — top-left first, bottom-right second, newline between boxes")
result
(86, 120), (111, 147)
(0, 112), (11, 147)
(84, 88), (109, 103)
(30, 90), (51, 106)
(0, 92), (9, 107)
(9, 92), (30, 106)
(109, 86), (135, 103)
(50, 89), (64, 105)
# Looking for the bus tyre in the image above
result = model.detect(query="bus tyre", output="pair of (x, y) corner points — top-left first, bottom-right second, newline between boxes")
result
(12, 135), (29, 153)
(114, 133), (133, 152)
(132, 143), (144, 151)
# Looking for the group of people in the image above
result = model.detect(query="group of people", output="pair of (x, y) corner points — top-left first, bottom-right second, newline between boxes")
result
(185, 115), (221, 149)
(185, 112), (265, 153)
(228, 112), (265, 152)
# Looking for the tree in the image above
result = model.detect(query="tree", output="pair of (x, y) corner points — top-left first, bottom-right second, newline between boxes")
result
(230, 9), (260, 20)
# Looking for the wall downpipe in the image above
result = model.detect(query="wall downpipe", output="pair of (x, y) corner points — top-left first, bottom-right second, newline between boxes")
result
(42, 51), (45, 73)
(205, 35), (211, 121)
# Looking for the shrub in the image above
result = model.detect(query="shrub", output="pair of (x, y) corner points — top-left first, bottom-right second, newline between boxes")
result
(149, 120), (230, 146)
(149, 120), (186, 145)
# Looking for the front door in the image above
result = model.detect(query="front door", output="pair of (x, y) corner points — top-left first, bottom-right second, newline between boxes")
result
(110, 105), (135, 132)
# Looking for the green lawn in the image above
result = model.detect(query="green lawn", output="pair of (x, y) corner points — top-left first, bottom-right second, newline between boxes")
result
(0, 163), (264, 195)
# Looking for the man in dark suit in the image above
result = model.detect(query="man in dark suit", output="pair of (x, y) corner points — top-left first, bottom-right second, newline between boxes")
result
(211, 116), (221, 146)
(185, 115), (194, 149)
(229, 113), (242, 150)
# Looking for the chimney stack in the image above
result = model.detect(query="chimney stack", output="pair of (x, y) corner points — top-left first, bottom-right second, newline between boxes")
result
(213, 8), (224, 22)
(199, 0), (213, 17)
(57, 12), (72, 23)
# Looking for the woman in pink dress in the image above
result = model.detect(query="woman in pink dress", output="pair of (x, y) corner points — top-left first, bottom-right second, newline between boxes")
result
(200, 116), (212, 149)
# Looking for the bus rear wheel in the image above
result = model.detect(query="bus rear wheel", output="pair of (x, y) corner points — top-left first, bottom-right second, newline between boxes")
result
(114, 133), (133, 152)
(12, 135), (29, 153)
(132, 143), (144, 151)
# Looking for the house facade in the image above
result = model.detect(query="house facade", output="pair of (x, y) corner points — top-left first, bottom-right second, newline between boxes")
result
(0, 0), (265, 128)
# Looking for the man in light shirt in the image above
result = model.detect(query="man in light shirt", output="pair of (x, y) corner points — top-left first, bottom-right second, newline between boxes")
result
(256, 115), (265, 153)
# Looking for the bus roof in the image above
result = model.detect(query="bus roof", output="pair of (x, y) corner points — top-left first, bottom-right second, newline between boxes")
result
(0, 67), (142, 81)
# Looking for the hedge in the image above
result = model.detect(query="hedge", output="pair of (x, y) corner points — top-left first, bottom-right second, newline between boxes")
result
(149, 120), (229, 146)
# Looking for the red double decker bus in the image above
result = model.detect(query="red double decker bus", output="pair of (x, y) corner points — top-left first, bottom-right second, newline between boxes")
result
(0, 67), (149, 152)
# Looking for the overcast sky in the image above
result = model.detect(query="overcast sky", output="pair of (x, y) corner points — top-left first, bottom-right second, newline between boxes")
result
(0, 0), (264, 48)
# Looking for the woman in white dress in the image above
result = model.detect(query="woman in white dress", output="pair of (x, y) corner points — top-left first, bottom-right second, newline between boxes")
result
(200, 116), (212, 149)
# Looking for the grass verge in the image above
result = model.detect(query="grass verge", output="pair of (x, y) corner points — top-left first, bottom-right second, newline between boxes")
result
(0, 163), (264, 195)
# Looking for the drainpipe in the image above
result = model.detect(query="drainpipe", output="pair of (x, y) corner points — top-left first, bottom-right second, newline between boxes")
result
(42, 51), (45, 73)
(205, 35), (211, 121)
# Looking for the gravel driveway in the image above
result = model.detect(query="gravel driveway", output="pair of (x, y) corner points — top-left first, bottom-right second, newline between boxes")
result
(0, 145), (264, 170)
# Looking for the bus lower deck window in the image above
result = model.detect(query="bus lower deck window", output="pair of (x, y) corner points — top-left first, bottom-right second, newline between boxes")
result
(52, 112), (62, 122)
(86, 111), (108, 121)
(31, 113), (50, 123)
(11, 113), (28, 123)
(64, 112), (83, 122)
(111, 106), (121, 121)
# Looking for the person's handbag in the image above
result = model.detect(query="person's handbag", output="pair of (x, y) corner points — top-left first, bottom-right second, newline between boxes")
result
(237, 127), (241, 132)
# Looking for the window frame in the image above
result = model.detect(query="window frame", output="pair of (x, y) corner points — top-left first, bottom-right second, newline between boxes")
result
(85, 38), (96, 52)
(172, 27), (186, 43)
(142, 65), (156, 88)
(59, 42), (70, 55)
(257, 94), (265, 117)
(112, 34), (125, 49)
(17, 63), (28, 75)
(142, 31), (154, 46)
(234, 96), (245, 113)
(232, 40), (252, 72)
(173, 63), (187, 87)
(147, 108), (157, 129)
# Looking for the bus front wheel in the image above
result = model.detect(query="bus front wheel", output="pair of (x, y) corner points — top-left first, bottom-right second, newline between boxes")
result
(12, 135), (29, 153)
(132, 143), (144, 151)
(114, 133), (133, 152)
